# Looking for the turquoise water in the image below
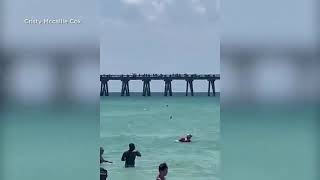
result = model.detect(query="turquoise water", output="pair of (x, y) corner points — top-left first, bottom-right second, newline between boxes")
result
(1, 106), (99, 180)
(100, 93), (220, 180)
(222, 105), (319, 180)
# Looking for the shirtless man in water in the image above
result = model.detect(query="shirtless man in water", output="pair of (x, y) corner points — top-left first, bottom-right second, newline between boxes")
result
(121, 143), (141, 168)
(156, 163), (168, 180)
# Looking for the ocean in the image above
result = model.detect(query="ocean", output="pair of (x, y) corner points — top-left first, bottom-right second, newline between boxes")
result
(100, 93), (220, 180)
(1, 96), (317, 180)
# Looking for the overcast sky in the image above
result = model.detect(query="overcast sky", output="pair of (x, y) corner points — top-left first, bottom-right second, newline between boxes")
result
(3, 0), (316, 95)
(100, 0), (220, 92)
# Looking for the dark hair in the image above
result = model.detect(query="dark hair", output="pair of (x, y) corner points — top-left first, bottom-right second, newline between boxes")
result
(129, 143), (135, 151)
(159, 163), (168, 172)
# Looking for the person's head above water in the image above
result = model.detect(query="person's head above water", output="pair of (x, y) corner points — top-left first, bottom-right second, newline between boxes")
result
(129, 143), (135, 152)
(159, 163), (168, 176)
(100, 147), (104, 155)
(186, 134), (192, 140)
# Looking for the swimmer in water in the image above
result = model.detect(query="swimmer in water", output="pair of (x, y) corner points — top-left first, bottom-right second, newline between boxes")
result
(121, 143), (141, 168)
(156, 163), (168, 180)
(170, 115), (172, 119)
(100, 147), (113, 164)
(178, 134), (192, 143)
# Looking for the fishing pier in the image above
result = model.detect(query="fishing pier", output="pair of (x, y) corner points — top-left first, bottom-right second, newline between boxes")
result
(100, 74), (220, 96)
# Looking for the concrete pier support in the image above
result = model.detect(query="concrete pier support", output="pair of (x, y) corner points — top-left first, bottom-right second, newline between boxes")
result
(208, 79), (216, 96)
(142, 79), (151, 96)
(100, 80), (109, 96)
(185, 79), (194, 96)
(121, 79), (130, 96)
(164, 79), (173, 96)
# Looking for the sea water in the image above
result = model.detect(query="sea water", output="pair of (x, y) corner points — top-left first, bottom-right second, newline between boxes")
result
(100, 93), (220, 180)
(0, 105), (99, 180)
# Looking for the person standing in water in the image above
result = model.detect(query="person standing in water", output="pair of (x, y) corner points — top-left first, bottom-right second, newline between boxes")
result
(100, 147), (113, 164)
(121, 143), (141, 168)
(100, 147), (112, 180)
(156, 163), (168, 180)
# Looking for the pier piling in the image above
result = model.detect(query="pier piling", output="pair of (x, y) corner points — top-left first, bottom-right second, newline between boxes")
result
(164, 79), (173, 96)
(208, 79), (216, 96)
(142, 79), (151, 96)
(185, 79), (194, 96)
(100, 81), (109, 96)
(121, 79), (130, 96)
